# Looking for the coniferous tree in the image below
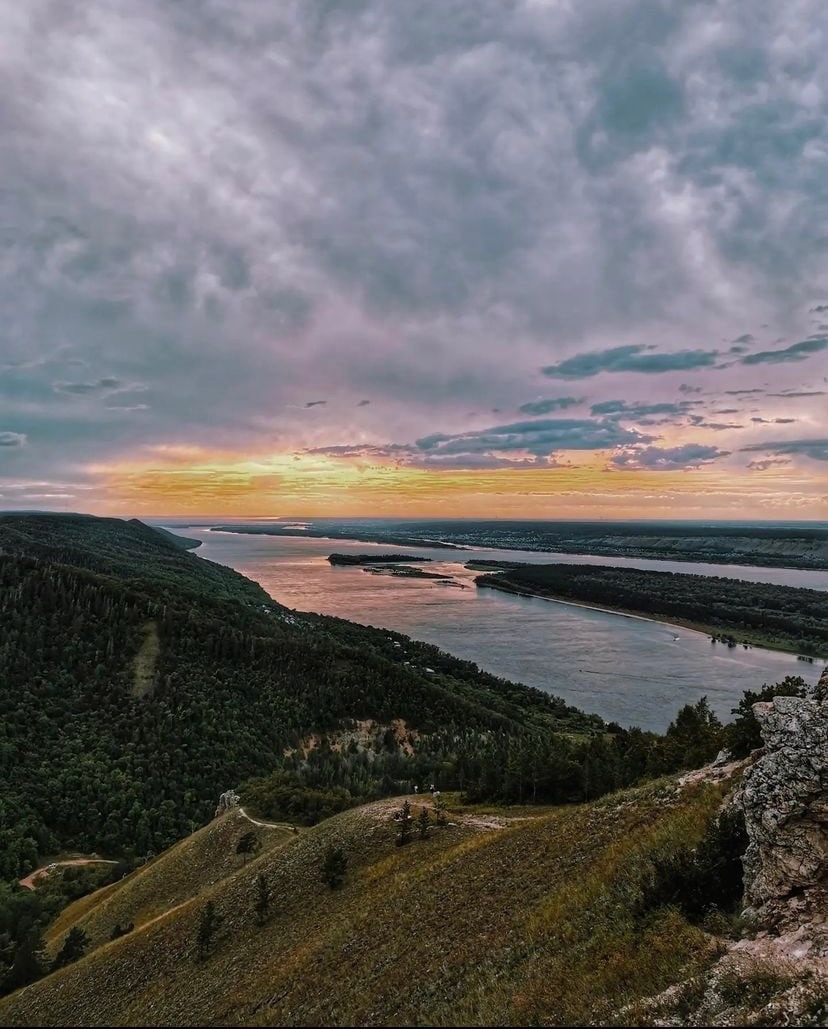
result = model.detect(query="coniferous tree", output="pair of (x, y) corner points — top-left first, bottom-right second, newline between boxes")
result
(396, 800), (412, 847)
(52, 927), (88, 971)
(196, 901), (223, 961)
(236, 830), (260, 866)
(321, 845), (348, 889)
(3, 929), (45, 992)
(253, 874), (270, 925)
(417, 806), (431, 840)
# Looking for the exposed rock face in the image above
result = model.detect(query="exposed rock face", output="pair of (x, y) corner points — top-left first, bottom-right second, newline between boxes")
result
(736, 669), (828, 913)
(215, 788), (241, 817)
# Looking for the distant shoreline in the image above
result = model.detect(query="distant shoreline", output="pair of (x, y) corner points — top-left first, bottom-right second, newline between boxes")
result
(208, 523), (827, 571)
(475, 578), (825, 660)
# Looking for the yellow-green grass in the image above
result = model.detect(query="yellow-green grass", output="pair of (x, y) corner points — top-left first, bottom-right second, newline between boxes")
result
(1, 781), (729, 1027)
(45, 810), (293, 956)
(132, 620), (160, 697)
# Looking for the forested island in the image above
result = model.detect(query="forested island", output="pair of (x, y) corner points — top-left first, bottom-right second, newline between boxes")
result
(475, 563), (828, 657)
(327, 553), (432, 565)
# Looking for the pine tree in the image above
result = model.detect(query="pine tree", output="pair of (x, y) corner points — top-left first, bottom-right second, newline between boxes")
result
(321, 845), (348, 889)
(253, 874), (270, 925)
(433, 792), (448, 826)
(236, 830), (260, 866)
(396, 800), (412, 847)
(417, 805), (431, 840)
(52, 927), (89, 971)
(196, 900), (223, 961)
(3, 929), (45, 991)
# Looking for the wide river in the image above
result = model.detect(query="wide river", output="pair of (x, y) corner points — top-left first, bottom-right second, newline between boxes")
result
(165, 525), (826, 732)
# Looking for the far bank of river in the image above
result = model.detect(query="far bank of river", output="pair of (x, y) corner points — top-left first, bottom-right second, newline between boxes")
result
(164, 525), (826, 732)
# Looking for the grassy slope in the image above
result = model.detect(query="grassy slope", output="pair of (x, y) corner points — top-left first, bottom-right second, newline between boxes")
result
(0, 780), (730, 1028)
(44, 811), (293, 956)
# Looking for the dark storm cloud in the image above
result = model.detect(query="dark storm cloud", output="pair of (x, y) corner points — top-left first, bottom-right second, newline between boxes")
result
(542, 345), (719, 379)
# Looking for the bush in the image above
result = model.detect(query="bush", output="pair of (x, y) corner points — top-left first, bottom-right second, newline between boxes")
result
(639, 808), (748, 923)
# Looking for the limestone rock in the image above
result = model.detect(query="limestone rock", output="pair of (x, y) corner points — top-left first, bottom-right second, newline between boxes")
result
(215, 788), (241, 817)
(735, 669), (828, 911)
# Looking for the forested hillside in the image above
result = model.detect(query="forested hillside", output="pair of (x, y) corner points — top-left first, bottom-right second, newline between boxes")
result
(0, 514), (599, 880)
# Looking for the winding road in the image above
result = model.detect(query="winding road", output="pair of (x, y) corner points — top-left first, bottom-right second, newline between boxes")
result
(19, 858), (118, 891)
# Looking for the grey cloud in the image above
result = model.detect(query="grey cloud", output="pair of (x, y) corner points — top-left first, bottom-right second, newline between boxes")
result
(304, 400), (327, 408)
(357, 399), (371, 406)
(1, 0), (827, 491)
(747, 457), (792, 471)
(740, 337), (827, 365)
(809, 305), (828, 313)
(310, 415), (649, 469)
(741, 439), (828, 462)
(610, 444), (730, 471)
(518, 396), (584, 415)
(725, 389), (764, 395)
(0, 432), (27, 447)
(543, 345), (719, 379)
(767, 390), (826, 397)
(411, 417), (649, 458)
(732, 334), (754, 344)
(590, 399), (696, 419)
(678, 384), (702, 394)
(53, 377), (122, 395)
(751, 417), (797, 424)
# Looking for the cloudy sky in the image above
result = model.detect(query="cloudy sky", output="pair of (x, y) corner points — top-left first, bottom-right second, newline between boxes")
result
(1, 0), (826, 518)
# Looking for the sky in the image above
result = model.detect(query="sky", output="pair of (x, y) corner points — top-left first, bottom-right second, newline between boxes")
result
(1, 0), (826, 520)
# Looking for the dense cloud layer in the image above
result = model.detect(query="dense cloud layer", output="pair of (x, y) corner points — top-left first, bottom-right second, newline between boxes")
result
(1, 1), (826, 509)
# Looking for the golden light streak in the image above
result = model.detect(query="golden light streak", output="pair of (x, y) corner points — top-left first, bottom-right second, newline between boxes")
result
(84, 447), (828, 519)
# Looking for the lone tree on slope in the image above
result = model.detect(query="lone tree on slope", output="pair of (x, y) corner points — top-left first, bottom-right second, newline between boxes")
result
(236, 830), (261, 866)
(196, 900), (223, 961)
(321, 845), (348, 889)
(253, 873), (271, 925)
(52, 927), (89, 971)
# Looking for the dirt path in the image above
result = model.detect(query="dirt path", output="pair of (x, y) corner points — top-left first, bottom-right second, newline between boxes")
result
(19, 858), (118, 891)
(237, 807), (296, 831)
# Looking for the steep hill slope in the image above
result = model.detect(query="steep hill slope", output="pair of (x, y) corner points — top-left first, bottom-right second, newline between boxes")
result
(0, 779), (733, 1027)
(0, 512), (599, 878)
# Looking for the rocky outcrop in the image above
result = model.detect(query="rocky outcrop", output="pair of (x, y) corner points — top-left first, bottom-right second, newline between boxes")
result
(736, 669), (827, 915)
(215, 788), (241, 817)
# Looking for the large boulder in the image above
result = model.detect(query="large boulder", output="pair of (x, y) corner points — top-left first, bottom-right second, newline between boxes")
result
(215, 788), (241, 817)
(736, 669), (828, 911)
